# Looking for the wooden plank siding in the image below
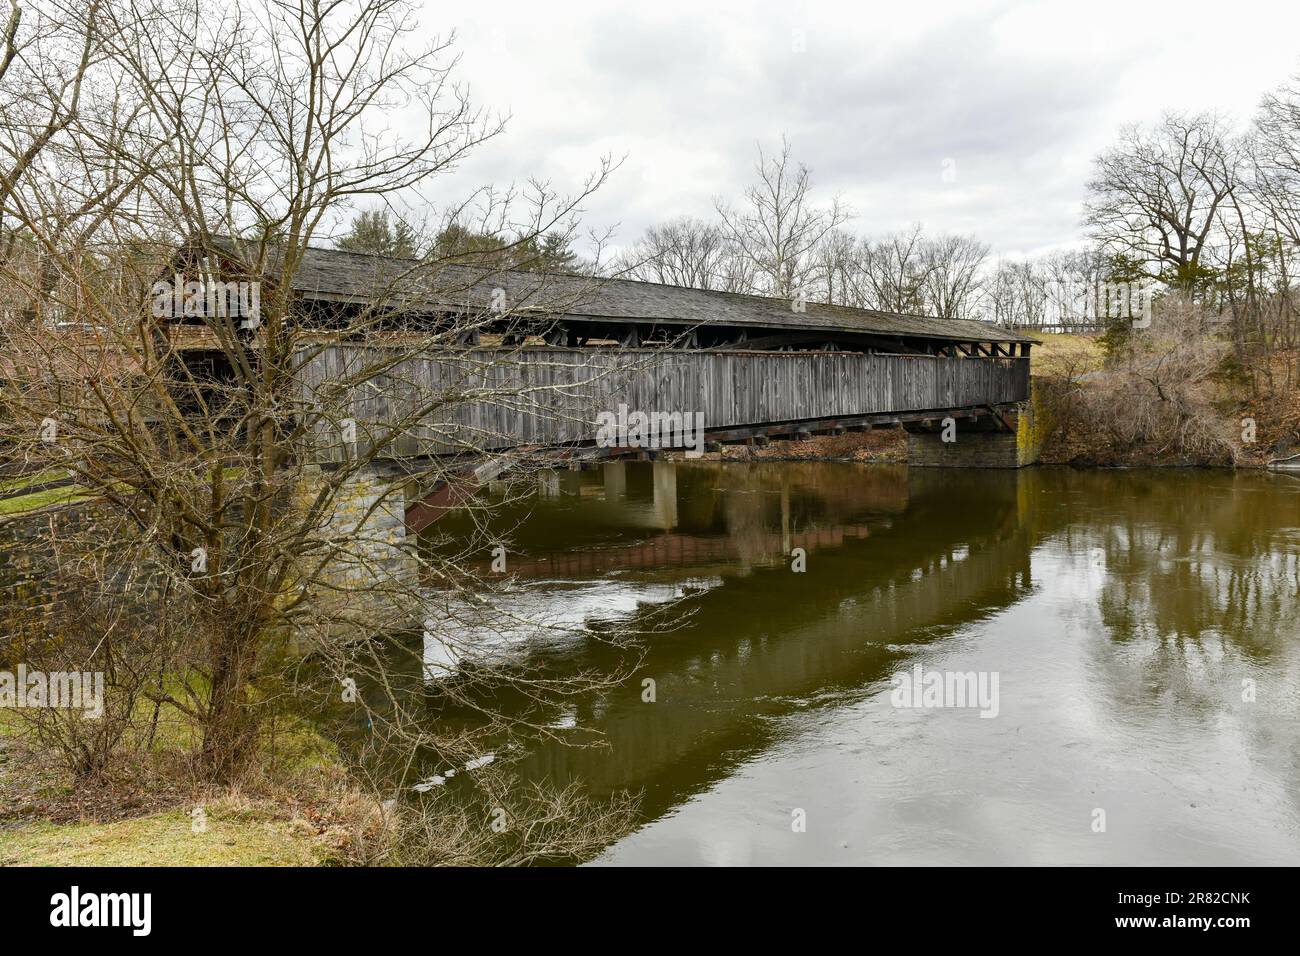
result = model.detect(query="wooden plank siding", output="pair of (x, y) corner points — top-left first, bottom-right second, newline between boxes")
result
(295, 346), (1030, 462)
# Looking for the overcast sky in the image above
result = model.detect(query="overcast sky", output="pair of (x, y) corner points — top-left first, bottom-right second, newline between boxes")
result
(410, 0), (1300, 261)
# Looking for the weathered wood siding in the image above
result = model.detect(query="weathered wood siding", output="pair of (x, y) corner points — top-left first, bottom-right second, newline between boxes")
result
(296, 346), (1029, 460)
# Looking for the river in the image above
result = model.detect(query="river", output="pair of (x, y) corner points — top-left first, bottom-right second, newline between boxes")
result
(427, 461), (1300, 866)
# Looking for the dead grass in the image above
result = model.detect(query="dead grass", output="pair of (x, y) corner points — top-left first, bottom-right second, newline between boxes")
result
(0, 800), (324, 866)
(1030, 312), (1300, 467)
(0, 699), (382, 866)
(1030, 333), (1106, 379)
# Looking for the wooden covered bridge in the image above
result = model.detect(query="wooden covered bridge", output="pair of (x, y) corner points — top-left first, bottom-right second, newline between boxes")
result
(248, 244), (1040, 470)
(162, 240), (1039, 540)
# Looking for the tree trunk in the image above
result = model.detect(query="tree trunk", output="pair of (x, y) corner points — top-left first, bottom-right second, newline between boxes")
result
(200, 632), (256, 782)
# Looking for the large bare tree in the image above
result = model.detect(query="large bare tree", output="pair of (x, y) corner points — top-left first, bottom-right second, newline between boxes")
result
(1084, 112), (1242, 292)
(0, 0), (643, 867)
(715, 136), (850, 300)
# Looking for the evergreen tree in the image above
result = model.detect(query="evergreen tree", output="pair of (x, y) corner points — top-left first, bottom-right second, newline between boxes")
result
(337, 209), (417, 258)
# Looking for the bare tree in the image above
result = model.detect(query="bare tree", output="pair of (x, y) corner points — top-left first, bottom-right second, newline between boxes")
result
(1084, 112), (1242, 292)
(715, 136), (850, 299)
(813, 228), (861, 306)
(919, 233), (988, 319)
(980, 258), (1047, 329)
(856, 224), (931, 314)
(1248, 74), (1300, 374)
(621, 215), (749, 291)
(1253, 78), (1300, 252)
(0, 0), (646, 867)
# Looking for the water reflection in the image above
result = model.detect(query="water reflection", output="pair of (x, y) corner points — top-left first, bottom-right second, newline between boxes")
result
(423, 463), (1300, 865)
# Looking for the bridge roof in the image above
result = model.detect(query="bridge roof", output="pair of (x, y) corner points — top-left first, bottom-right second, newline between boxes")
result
(224, 241), (1035, 345)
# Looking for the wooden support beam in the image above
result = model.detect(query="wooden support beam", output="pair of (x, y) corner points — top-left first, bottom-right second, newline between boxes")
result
(986, 404), (1018, 432)
(716, 330), (833, 351)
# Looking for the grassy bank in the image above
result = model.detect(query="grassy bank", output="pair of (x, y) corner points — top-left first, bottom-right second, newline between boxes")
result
(0, 486), (90, 516)
(0, 708), (359, 867)
(1030, 331), (1299, 467)
(0, 802), (324, 866)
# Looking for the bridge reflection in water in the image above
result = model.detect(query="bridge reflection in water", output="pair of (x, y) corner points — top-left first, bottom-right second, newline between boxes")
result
(414, 464), (1300, 865)
(425, 462), (1038, 816)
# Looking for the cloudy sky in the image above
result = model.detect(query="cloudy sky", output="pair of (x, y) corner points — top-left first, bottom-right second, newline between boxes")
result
(411, 0), (1300, 260)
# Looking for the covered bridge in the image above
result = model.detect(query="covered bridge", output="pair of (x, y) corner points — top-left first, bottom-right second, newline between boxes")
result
(165, 241), (1039, 469)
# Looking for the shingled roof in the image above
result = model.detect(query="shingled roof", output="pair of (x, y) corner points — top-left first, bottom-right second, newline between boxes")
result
(216, 240), (1035, 345)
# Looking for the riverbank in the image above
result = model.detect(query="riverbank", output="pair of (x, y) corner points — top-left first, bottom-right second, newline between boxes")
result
(0, 710), (375, 866)
(1032, 333), (1299, 468)
(1, 698), (630, 867)
(1, 802), (324, 866)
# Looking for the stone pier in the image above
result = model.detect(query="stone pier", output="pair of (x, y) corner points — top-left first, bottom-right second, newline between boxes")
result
(905, 401), (1041, 469)
(295, 467), (418, 637)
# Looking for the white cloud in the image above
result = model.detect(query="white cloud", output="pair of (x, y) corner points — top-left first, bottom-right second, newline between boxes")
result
(409, 0), (1300, 258)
